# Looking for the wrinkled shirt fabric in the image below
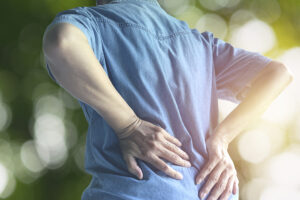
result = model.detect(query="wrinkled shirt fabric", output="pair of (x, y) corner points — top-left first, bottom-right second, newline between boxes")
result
(44, 0), (272, 199)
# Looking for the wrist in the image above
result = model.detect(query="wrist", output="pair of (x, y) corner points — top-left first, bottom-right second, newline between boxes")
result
(211, 126), (231, 147)
(115, 115), (142, 139)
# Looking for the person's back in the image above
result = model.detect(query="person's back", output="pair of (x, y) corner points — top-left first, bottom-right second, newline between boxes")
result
(43, 0), (280, 199)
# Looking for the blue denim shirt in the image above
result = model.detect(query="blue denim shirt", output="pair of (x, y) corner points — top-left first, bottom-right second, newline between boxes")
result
(44, 0), (272, 199)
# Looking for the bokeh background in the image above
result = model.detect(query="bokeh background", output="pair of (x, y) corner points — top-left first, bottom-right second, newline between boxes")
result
(0, 0), (299, 199)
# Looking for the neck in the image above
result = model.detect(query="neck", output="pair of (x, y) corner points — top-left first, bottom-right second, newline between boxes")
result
(96, 0), (111, 5)
(96, 0), (159, 6)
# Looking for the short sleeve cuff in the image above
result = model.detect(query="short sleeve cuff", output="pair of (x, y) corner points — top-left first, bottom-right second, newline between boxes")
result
(219, 53), (272, 104)
(44, 8), (94, 48)
(45, 62), (60, 85)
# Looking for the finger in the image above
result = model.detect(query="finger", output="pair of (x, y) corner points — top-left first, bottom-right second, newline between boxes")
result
(196, 157), (219, 184)
(124, 155), (143, 179)
(158, 147), (191, 167)
(162, 140), (190, 160)
(146, 154), (183, 180)
(206, 169), (231, 200)
(232, 176), (239, 194)
(160, 128), (182, 147)
(198, 162), (225, 199)
(219, 175), (235, 200)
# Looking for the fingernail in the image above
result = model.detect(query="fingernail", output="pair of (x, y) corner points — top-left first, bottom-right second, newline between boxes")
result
(177, 173), (183, 179)
(185, 152), (189, 158)
(136, 169), (142, 179)
(196, 178), (202, 185)
(137, 173), (142, 179)
(200, 192), (206, 199)
(185, 161), (191, 167)
(135, 173), (140, 179)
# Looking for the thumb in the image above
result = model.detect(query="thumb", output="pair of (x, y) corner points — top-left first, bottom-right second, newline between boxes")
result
(124, 155), (143, 179)
(233, 176), (239, 194)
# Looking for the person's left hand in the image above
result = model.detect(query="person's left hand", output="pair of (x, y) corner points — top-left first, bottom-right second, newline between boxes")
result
(195, 134), (239, 200)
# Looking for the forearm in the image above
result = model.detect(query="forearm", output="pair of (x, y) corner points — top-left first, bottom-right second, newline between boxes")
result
(43, 23), (138, 135)
(213, 61), (294, 144)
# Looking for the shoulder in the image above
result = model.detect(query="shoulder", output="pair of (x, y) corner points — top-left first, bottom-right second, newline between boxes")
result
(199, 31), (215, 45)
(189, 30), (214, 49)
(44, 6), (100, 50)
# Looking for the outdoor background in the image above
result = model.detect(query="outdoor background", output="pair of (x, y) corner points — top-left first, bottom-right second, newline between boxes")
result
(0, 0), (300, 199)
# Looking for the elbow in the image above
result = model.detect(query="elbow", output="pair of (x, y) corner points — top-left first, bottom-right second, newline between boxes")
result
(287, 69), (294, 84)
(269, 61), (294, 84)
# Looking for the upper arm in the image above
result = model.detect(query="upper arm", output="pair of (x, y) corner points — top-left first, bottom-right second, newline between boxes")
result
(236, 60), (294, 101)
(43, 22), (89, 57)
(202, 31), (273, 104)
(42, 7), (99, 83)
(244, 60), (293, 85)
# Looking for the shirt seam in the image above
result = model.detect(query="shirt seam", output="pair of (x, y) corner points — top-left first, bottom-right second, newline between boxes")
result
(93, 16), (193, 40)
(109, 0), (159, 6)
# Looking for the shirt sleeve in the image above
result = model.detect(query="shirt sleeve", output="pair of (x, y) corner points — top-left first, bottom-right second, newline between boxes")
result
(45, 62), (59, 84)
(43, 6), (97, 84)
(206, 31), (272, 104)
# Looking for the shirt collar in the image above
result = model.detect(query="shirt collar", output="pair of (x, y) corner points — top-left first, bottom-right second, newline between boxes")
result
(102, 0), (160, 7)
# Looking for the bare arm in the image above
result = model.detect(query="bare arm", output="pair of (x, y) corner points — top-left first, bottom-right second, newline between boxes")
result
(196, 60), (293, 200)
(42, 23), (191, 180)
(42, 23), (137, 135)
(213, 60), (294, 143)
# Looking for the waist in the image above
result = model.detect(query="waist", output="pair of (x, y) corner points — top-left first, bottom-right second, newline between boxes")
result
(83, 162), (201, 200)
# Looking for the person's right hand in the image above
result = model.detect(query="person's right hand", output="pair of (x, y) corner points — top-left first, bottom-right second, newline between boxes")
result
(117, 116), (191, 180)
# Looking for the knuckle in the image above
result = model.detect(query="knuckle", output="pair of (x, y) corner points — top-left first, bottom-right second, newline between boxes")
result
(146, 152), (153, 159)
(216, 153), (223, 159)
(127, 161), (134, 168)
(177, 148), (185, 156)
(197, 174), (203, 180)
(141, 150), (152, 159)
(127, 167), (134, 174)
(148, 140), (158, 149)
(216, 183), (223, 190)
(226, 188), (232, 194)
(223, 169), (229, 176)
(211, 175), (219, 183)
(162, 140), (168, 147)
(227, 169), (233, 177)
(221, 181), (227, 189)
(150, 133), (157, 141)
(140, 150), (147, 157)
(154, 129), (162, 135)
(152, 130), (162, 140)
(156, 133), (164, 141)
(227, 164), (234, 170)
(207, 166), (214, 172)
(169, 144), (177, 151)
(221, 159), (227, 165)
(176, 148), (184, 155)
(161, 164), (169, 172)
(172, 171), (178, 178)
(210, 151), (219, 158)
(170, 153), (179, 160)
(210, 157), (219, 165)
(222, 185), (227, 192)
(155, 126), (163, 132)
